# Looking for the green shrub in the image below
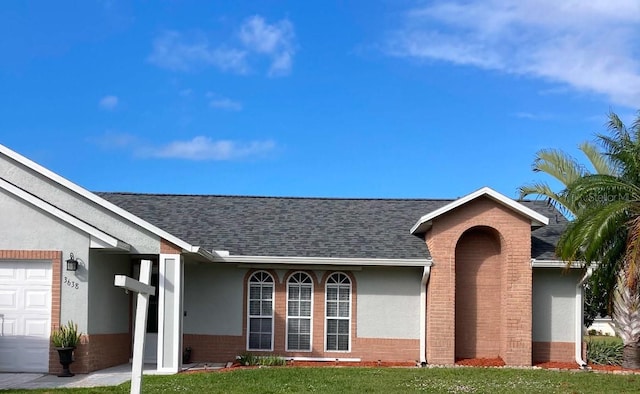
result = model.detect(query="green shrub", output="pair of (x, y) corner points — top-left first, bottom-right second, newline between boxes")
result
(587, 338), (623, 365)
(236, 353), (286, 366)
(51, 320), (82, 348)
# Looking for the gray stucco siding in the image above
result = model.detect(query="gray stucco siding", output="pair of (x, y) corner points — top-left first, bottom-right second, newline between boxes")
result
(87, 252), (131, 334)
(532, 268), (580, 342)
(183, 264), (245, 335)
(0, 191), (91, 333)
(355, 267), (422, 339)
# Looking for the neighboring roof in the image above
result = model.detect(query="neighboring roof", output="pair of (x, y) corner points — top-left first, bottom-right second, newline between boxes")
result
(97, 192), (568, 260)
(410, 187), (549, 235)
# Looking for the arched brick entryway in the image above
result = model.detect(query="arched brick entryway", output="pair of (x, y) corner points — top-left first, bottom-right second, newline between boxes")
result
(455, 226), (502, 360)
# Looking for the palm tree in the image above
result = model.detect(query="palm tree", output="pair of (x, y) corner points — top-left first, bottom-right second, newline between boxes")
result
(521, 111), (640, 369)
(519, 141), (615, 325)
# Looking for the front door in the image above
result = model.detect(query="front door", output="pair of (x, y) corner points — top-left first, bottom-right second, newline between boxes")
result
(132, 260), (159, 363)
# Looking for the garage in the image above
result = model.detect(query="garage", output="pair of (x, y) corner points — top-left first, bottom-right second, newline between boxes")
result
(0, 260), (52, 372)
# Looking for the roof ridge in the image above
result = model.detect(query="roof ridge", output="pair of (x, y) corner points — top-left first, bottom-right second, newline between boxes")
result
(95, 191), (456, 202)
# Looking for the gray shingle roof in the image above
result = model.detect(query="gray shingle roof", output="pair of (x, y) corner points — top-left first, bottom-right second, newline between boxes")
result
(96, 193), (567, 260)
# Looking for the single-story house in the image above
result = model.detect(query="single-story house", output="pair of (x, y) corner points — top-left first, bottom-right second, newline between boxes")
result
(0, 144), (588, 375)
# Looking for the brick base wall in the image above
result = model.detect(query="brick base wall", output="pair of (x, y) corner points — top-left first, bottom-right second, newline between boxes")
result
(49, 333), (130, 374)
(352, 338), (419, 362)
(532, 341), (578, 363)
(183, 334), (419, 363)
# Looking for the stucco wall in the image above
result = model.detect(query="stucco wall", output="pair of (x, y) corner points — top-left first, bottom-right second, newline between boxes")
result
(354, 267), (421, 339)
(87, 251), (131, 334)
(532, 268), (580, 342)
(0, 154), (160, 254)
(183, 263), (245, 335)
(0, 191), (90, 332)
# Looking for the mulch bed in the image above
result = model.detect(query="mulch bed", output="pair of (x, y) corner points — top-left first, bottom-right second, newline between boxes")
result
(182, 358), (640, 374)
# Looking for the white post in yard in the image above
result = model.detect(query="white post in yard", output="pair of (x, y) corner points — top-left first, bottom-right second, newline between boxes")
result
(114, 260), (156, 394)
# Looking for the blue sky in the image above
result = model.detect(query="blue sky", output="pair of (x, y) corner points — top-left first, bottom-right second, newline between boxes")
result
(2, 1), (640, 199)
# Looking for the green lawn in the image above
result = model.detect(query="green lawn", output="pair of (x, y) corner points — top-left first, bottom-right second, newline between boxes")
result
(5, 366), (639, 394)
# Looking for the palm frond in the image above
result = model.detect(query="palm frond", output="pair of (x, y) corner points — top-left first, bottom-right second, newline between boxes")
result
(517, 182), (574, 217)
(532, 149), (585, 186)
(579, 141), (616, 176)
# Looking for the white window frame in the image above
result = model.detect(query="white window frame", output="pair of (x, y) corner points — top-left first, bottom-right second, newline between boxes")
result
(286, 271), (314, 352)
(246, 270), (275, 351)
(325, 272), (351, 352)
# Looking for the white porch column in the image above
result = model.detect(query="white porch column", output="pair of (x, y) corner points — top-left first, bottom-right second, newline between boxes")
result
(157, 253), (184, 373)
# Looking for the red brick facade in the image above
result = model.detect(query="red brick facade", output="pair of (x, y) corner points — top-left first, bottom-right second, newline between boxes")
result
(424, 197), (533, 366)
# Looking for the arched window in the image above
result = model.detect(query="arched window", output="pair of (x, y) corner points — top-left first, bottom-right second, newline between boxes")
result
(287, 272), (313, 351)
(247, 271), (274, 350)
(325, 272), (351, 351)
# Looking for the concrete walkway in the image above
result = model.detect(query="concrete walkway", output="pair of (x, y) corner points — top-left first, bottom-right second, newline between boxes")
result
(0, 363), (225, 390)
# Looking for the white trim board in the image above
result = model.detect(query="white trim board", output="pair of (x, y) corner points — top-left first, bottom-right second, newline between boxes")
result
(410, 186), (549, 235)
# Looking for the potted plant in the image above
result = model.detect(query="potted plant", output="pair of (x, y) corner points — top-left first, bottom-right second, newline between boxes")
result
(51, 320), (82, 377)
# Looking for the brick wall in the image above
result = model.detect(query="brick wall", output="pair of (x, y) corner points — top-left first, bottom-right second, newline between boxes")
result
(455, 228), (502, 359)
(49, 333), (130, 374)
(424, 197), (533, 366)
(532, 341), (577, 363)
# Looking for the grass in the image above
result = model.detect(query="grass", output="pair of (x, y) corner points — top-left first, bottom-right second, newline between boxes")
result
(3, 366), (640, 394)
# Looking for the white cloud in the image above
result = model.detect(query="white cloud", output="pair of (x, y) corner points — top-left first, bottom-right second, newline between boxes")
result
(99, 95), (119, 110)
(143, 136), (275, 160)
(238, 15), (295, 76)
(210, 98), (243, 111)
(148, 15), (295, 77)
(385, 0), (640, 108)
(148, 31), (248, 73)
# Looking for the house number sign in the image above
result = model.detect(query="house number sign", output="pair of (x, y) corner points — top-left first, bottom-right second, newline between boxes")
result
(63, 276), (79, 290)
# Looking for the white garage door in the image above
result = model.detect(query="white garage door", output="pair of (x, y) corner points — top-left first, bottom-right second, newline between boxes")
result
(0, 260), (52, 372)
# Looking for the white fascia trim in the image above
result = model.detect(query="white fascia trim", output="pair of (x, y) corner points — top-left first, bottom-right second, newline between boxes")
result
(0, 144), (197, 254)
(215, 255), (433, 267)
(0, 178), (130, 251)
(410, 186), (549, 235)
(530, 259), (586, 269)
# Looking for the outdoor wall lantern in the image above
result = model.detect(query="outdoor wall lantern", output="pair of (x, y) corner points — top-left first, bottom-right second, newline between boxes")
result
(66, 253), (78, 271)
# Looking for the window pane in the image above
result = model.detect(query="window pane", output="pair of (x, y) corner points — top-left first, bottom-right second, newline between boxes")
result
(338, 287), (350, 301)
(289, 301), (299, 316)
(301, 286), (312, 299)
(327, 319), (337, 333)
(249, 334), (259, 349)
(300, 319), (311, 333)
(326, 302), (337, 317)
(338, 302), (349, 317)
(327, 287), (338, 301)
(300, 301), (311, 317)
(249, 300), (260, 316)
(261, 334), (272, 349)
(249, 286), (260, 299)
(288, 318), (299, 333)
(262, 285), (273, 300)
(288, 334), (299, 350)
(300, 335), (310, 350)
(338, 335), (349, 350)
(289, 286), (299, 300)
(338, 320), (349, 334)
(327, 335), (337, 351)
(261, 318), (272, 332)
(262, 301), (272, 315)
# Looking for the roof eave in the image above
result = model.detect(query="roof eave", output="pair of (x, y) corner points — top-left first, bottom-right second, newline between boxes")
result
(410, 186), (549, 235)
